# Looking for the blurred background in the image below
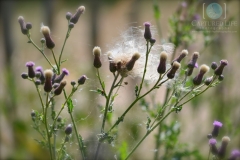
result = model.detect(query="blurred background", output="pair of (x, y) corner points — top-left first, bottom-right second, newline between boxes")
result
(0, 0), (239, 159)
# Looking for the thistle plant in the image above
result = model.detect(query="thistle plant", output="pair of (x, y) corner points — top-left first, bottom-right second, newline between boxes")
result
(19, 4), (230, 160)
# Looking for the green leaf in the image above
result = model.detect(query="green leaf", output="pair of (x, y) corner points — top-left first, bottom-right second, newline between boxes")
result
(135, 85), (138, 97)
(67, 98), (74, 113)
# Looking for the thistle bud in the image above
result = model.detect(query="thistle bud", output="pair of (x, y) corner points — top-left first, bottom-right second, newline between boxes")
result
(26, 22), (32, 30)
(25, 61), (35, 78)
(209, 138), (218, 155)
(41, 25), (55, 49)
(71, 81), (76, 86)
(65, 124), (72, 135)
(35, 79), (41, 86)
(218, 75), (224, 81)
(218, 136), (230, 158)
(36, 66), (45, 84)
(228, 150), (240, 160)
(172, 49), (188, 64)
(167, 61), (181, 79)
(192, 64), (209, 85)
(18, 16), (28, 35)
(211, 62), (218, 70)
(204, 77), (213, 86)
(214, 60), (228, 76)
(108, 53), (117, 73)
(35, 71), (41, 79)
(52, 83), (60, 89)
(187, 52), (199, 76)
(150, 38), (156, 45)
(40, 38), (46, 44)
(31, 110), (36, 121)
(66, 12), (72, 20)
(54, 68), (69, 83)
(211, 120), (223, 138)
(93, 46), (102, 68)
(44, 69), (53, 92)
(70, 6), (85, 24)
(57, 116), (62, 122)
(21, 73), (28, 79)
(157, 51), (168, 74)
(126, 53), (140, 71)
(69, 22), (74, 29)
(78, 75), (87, 85)
(144, 22), (152, 41)
(54, 81), (67, 95)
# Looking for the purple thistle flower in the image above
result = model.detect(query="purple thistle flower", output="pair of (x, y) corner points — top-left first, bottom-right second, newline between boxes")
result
(144, 22), (152, 41)
(228, 150), (240, 160)
(212, 120), (223, 138)
(25, 61), (35, 78)
(54, 68), (69, 83)
(209, 138), (218, 155)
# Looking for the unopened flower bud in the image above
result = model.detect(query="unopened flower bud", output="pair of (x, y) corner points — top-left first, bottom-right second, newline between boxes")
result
(193, 64), (209, 85)
(157, 51), (168, 74)
(209, 138), (218, 155)
(207, 134), (213, 139)
(66, 12), (72, 20)
(108, 53), (117, 73)
(36, 66), (45, 84)
(65, 124), (72, 135)
(18, 16), (28, 35)
(69, 22), (74, 29)
(26, 61), (35, 78)
(228, 150), (240, 160)
(26, 22), (32, 30)
(21, 73), (28, 79)
(35, 79), (41, 85)
(52, 83), (59, 89)
(71, 81), (76, 86)
(70, 6), (85, 24)
(172, 49), (188, 64)
(35, 71), (41, 79)
(211, 120), (222, 138)
(150, 38), (156, 45)
(215, 60), (228, 76)
(126, 53), (140, 71)
(218, 136), (230, 158)
(93, 46), (102, 68)
(31, 110), (36, 118)
(57, 116), (62, 122)
(78, 75), (87, 85)
(54, 81), (67, 95)
(40, 38), (45, 44)
(41, 25), (55, 49)
(204, 77), (213, 86)
(218, 75), (224, 81)
(211, 62), (218, 70)
(44, 69), (53, 92)
(54, 68), (69, 83)
(187, 52), (199, 76)
(144, 22), (152, 41)
(167, 61), (181, 79)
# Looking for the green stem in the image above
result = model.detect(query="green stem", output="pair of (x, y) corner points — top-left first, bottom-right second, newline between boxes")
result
(27, 34), (55, 70)
(96, 69), (107, 98)
(101, 72), (119, 133)
(44, 93), (53, 160)
(125, 109), (174, 160)
(108, 75), (162, 133)
(69, 111), (85, 160)
(137, 42), (152, 97)
(58, 27), (71, 70)
(51, 49), (60, 74)
(58, 137), (67, 160)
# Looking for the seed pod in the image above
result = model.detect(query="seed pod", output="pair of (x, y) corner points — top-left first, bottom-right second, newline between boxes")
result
(54, 81), (67, 95)
(192, 64), (209, 85)
(93, 46), (102, 68)
(44, 69), (53, 92)
(41, 25), (55, 49)
(126, 53), (140, 71)
(157, 51), (168, 74)
(167, 61), (181, 79)
(70, 6), (85, 24)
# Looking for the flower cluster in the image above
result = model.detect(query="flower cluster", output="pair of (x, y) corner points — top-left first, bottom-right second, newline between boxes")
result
(208, 121), (240, 160)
